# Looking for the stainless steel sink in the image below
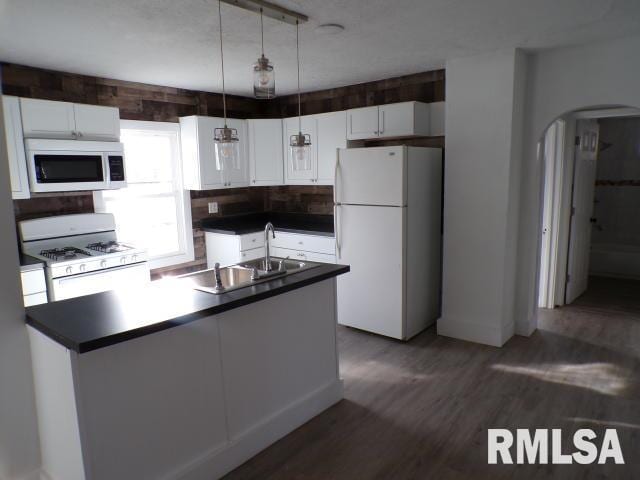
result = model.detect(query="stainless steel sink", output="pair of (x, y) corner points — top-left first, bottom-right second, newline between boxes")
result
(180, 257), (320, 295)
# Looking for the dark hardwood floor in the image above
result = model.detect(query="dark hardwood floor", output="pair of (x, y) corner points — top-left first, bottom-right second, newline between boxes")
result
(225, 277), (640, 479)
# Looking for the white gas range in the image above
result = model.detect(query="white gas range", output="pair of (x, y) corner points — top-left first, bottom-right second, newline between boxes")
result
(19, 213), (150, 302)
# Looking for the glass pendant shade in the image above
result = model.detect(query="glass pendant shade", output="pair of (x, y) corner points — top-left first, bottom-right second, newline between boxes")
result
(253, 55), (275, 99)
(289, 132), (312, 171)
(214, 126), (240, 172)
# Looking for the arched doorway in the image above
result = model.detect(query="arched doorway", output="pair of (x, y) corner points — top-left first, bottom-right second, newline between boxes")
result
(535, 106), (640, 310)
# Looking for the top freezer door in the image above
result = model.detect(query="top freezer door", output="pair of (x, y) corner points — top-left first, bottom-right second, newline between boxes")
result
(335, 146), (406, 207)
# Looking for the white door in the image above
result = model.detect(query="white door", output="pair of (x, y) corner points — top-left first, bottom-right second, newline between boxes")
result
(248, 119), (283, 186)
(283, 116), (317, 184)
(378, 102), (414, 138)
(316, 111), (346, 185)
(20, 98), (76, 139)
(346, 106), (379, 140)
(336, 204), (405, 339)
(336, 146), (406, 206)
(566, 119), (599, 304)
(73, 104), (120, 141)
(2, 96), (30, 199)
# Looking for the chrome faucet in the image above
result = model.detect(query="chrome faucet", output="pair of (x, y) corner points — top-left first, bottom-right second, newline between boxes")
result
(264, 222), (276, 271)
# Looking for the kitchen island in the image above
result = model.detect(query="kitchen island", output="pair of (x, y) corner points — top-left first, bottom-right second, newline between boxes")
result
(26, 261), (348, 480)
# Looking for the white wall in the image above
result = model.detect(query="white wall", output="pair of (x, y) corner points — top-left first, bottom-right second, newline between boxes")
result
(515, 35), (640, 334)
(437, 48), (527, 347)
(0, 77), (41, 479)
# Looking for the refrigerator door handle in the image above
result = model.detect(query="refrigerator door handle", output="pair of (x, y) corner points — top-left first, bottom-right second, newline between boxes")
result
(335, 203), (341, 259)
(334, 149), (340, 204)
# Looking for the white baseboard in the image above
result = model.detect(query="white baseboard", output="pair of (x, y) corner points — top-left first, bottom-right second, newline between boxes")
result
(0, 467), (44, 480)
(515, 311), (537, 337)
(437, 316), (510, 347)
(164, 379), (344, 480)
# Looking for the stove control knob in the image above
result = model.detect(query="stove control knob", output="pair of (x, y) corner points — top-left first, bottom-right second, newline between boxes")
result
(120, 256), (127, 265)
(100, 260), (107, 268)
(65, 266), (73, 274)
(79, 264), (86, 272)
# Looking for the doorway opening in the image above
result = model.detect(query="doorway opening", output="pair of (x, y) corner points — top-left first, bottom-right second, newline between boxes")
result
(537, 107), (640, 309)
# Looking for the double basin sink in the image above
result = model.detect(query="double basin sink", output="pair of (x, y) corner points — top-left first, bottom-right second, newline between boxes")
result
(182, 257), (320, 295)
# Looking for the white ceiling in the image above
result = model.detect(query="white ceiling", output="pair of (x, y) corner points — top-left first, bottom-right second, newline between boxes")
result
(1, 0), (640, 97)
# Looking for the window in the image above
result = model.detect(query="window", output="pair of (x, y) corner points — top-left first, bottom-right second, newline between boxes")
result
(94, 120), (194, 270)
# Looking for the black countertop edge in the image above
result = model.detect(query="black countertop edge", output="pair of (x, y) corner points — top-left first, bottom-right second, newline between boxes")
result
(202, 226), (335, 237)
(25, 263), (349, 354)
(200, 212), (335, 237)
(19, 253), (45, 272)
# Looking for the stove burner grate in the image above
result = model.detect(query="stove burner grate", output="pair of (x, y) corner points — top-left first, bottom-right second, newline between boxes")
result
(40, 247), (91, 261)
(86, 241), (133, 254)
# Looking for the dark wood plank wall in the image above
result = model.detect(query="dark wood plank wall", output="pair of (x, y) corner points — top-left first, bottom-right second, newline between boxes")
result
(1, 62), (445, 275)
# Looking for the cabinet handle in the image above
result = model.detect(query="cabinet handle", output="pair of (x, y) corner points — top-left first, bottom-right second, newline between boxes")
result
(78, 132), (83, 138)
(380, 110), (385, 135)
(71, 131), (78, 139)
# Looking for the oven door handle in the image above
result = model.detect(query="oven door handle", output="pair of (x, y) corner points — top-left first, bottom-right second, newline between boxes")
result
(57, 263), (146, 283)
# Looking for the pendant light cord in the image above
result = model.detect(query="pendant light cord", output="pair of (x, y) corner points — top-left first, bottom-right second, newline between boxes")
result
(296, 20), (301, 133)
(260, 8), (265, 56)
(218, 0), (227, 126)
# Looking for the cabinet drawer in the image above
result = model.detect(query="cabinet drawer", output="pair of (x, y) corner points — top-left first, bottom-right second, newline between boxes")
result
(21, 269), (47, 296)
(24, 291), (48, 307)
(272, 232), (335, 255)
(240, 247), (265, 261)
(272, 247), (336, 264)
(239, 232), (263, 251)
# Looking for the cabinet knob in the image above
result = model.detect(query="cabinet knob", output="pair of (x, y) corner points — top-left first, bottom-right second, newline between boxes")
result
(78, 132), (83, 138)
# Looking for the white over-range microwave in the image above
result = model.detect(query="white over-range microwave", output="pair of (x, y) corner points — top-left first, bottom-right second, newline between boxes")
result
(25, 139), (127, 193)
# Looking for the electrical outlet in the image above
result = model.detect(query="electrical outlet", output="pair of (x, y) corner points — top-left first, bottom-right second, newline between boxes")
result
(208, 202), (218, 214)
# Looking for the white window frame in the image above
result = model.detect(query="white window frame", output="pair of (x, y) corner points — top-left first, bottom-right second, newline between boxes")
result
(94, 120), (194, 270)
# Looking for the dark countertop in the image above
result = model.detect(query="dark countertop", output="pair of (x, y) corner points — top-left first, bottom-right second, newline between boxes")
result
(19, 253), (45, 273)
(25, 262), (349, 354)
(201, 212), (334, 237)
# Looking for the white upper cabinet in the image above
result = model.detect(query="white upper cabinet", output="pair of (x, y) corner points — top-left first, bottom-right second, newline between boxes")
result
(73, 104), (120, 141)
(346, 106), (379, 140)
(2, 96), (30, 199)
(180, 115), (248, 190)
(248, 119), (283, 186)
(20, 98), (120, 141)
(378, 102), (429, 138)
(283, 116), (318, 184)
(316, 111), (347, 185)
(20, 98), (76, 139)
(346, 101), (436, 140)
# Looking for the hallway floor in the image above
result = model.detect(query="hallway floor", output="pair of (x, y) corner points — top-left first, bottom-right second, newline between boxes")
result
(225, 277), (640, 479)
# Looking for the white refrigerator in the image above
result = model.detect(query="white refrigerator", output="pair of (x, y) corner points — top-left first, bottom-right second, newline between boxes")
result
(335, 146), (442, 340)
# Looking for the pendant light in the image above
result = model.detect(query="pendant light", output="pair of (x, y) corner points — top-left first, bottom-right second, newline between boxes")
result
(253, 8), (275, 99)
(214, 0), (240, 175)
(289, 20), (312, 171)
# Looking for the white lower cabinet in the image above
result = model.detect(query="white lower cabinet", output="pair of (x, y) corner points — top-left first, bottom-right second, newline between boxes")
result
(205, 232), (264, 268)
(206, 230), (336, 267)
(21, 267), (47, 306)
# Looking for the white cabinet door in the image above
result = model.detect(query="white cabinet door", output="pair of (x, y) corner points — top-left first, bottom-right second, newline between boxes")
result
(73, 104), (120, 141)
(2, 96), (30, 199)
(20, 98), (77, 139)
(225, 118), (249, 188)
(283, 116), (317, 184)
(315, 111), (346, 185)
(346, 106), (379, 140)
(180, 116), (248, 190)
(248, 119), (284, 186)
(239, 247), (265, 262)
(378, 102), (415, 138)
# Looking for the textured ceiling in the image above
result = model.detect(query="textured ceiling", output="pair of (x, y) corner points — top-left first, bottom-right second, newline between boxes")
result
(1, 0), (640, 96)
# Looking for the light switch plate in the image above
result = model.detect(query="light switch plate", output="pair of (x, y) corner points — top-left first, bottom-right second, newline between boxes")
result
(208, 202), (218, 214)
